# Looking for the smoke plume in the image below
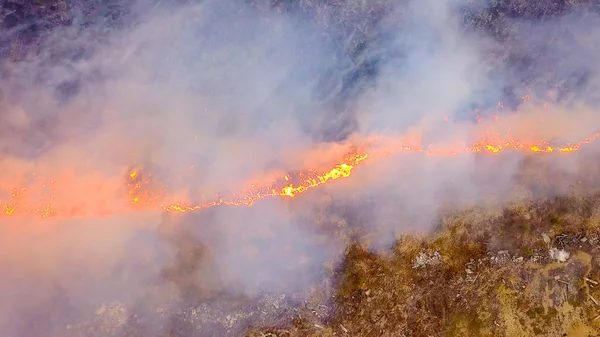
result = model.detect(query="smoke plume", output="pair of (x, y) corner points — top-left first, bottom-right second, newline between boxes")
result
(1, 0), (600, 335)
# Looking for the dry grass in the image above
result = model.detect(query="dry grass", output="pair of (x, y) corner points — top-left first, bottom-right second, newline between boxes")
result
(246, 154), (600, 337)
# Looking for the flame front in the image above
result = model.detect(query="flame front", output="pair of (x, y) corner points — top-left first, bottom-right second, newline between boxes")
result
(2, 132), (599, 218)
(160, 153), (368, 213)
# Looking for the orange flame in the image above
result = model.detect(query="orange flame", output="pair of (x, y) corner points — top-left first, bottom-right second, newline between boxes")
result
(159, 153), (369, 213)
(120, 131), (600, 214)
(1, 132), (599, 218)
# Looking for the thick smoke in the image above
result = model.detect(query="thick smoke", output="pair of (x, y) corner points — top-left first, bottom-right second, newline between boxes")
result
(1, 0), (600, 335)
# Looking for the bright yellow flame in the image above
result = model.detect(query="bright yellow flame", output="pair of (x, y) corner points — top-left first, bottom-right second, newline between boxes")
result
(160, 153), (368, 212)
(1, 132), (599, 218)
(154, 132), (600, 213)
(559, 146), (576, 153)
(486, 144), (502, 153)
(4, 205), (15, 216)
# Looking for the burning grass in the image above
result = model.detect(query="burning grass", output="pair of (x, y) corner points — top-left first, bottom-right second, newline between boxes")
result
(31, 152), (600, 337)
(244, 156), (600, 337)
(2, 125), (598, 218)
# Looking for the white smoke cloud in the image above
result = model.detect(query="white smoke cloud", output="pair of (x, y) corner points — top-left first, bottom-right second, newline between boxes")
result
(1, 0), (600, 335)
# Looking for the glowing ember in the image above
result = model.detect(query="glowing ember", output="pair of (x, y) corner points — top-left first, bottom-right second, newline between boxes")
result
(1, 132), (599, 218)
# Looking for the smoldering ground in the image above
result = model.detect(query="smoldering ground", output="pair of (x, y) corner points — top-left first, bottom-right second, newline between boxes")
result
(1, 0), (600, 335)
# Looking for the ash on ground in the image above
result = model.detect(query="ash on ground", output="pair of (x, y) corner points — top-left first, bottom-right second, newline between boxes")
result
(65, 290), (330, 337)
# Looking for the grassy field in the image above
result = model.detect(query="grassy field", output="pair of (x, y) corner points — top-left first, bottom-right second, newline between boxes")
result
(4, 1), (600, 335)
(56, 153), (600, 337)
(243, 154), (600, 337)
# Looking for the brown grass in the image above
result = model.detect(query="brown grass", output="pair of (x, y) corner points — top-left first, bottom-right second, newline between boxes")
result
(246, 154), (600, 337)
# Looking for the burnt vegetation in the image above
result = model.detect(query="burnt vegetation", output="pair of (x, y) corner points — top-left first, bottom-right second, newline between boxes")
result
(4, 0), (600, 336)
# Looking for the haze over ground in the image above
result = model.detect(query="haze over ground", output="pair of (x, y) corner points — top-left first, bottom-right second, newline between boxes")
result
(1, 0), (600, 335)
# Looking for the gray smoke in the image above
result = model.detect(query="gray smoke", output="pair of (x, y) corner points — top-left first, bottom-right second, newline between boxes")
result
(1, 0), (600, 335)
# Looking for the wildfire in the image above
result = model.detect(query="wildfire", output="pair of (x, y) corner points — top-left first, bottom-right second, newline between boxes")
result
(158, 153), (369, 213)
(1, 132), (599, 218)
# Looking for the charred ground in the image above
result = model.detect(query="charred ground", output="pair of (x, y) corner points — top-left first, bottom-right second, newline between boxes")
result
(3, 1), (600, 337)
(2, 0), (599, 140)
